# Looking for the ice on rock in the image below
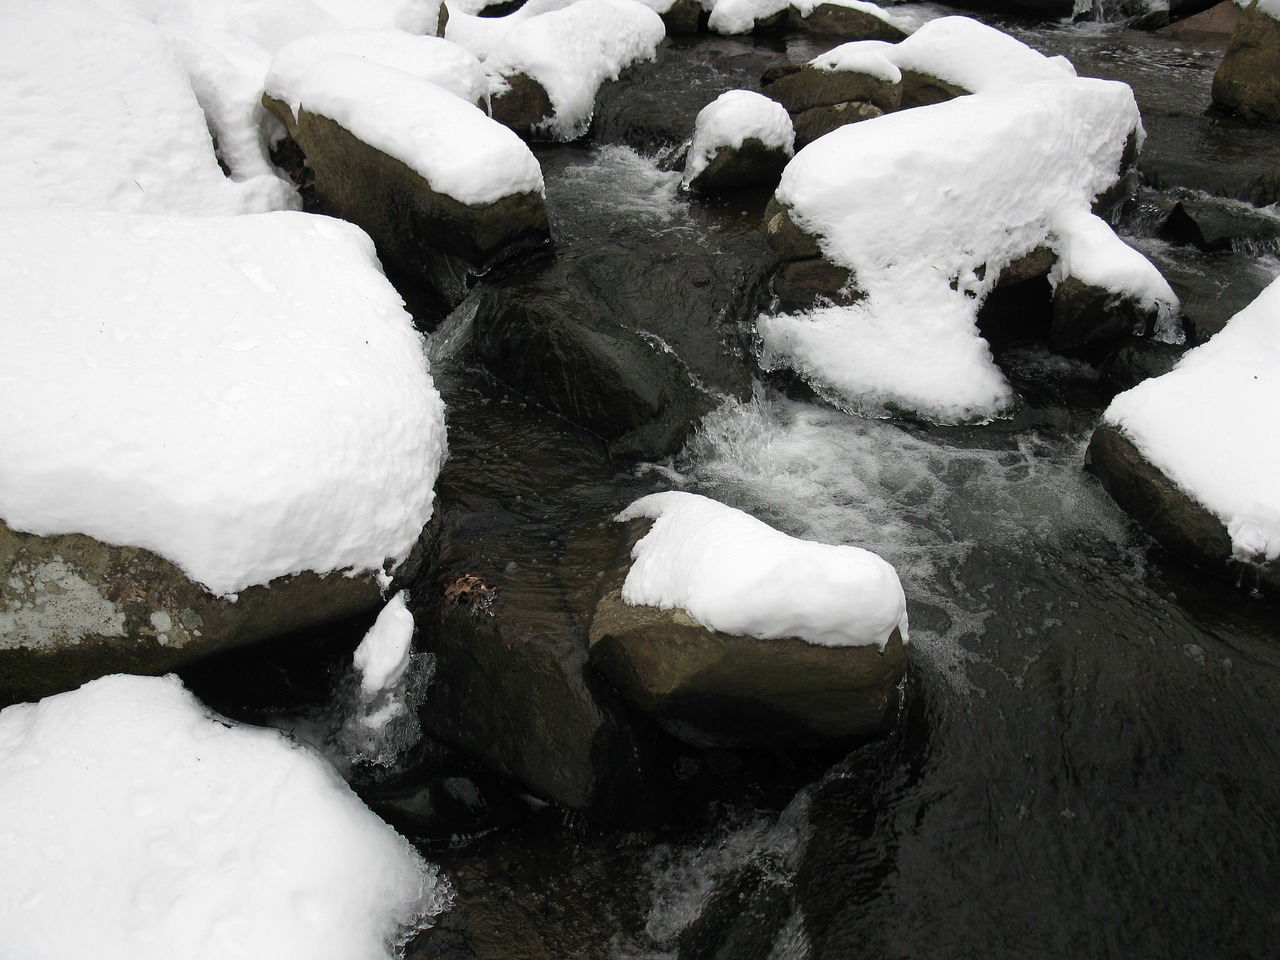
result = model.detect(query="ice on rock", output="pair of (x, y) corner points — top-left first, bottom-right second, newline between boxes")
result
(0, 673), (450, 960)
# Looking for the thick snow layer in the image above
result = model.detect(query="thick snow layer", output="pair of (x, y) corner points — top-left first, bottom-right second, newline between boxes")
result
(1103, 275), (1280, 563)
(482, 0), (667, 139)
(812, 16), (1075, 94)
(355, 592), (416, 695)
(315, 0), (445, 32)
(294, 55), (544, 204)
(708, 0), (790, 34)
(0, 2), (291, 215)
(617, 491), (908, 649)
(683, 90), (795, 188)
(761, 72), (1169, 423)
(0, 209), (447, 597)
(267, 32), (490, 113)
(0, 674), (448, 960)
(444, 0), (581, 62)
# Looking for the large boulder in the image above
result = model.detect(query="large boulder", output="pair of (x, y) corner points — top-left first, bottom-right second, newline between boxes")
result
(1212, 0), (1280, 121)
(262, 55), (550, 310)
(789, 1), (908, 40)
(0, 209), (447, 704)
(1087, 277), (1280, 591)
(587, 494), (909, 747)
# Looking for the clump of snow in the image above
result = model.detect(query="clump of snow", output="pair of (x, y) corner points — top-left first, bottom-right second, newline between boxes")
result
(0, 673), (449, 959)
(683, 90), (795, 189)
(811, 16), (1075, 93)
(760, 21), (1172, 423)
(266, 31), (490, 114)
(1103, 275), (1280, 564)
(480, 0), (666, 139)
(0, 2), (292, 215)
(354, 591), (416, 695)
(0, 208), (447, 597)
(617, 491), (908, 649)
(292, 55), (544, 204)
(315, 0), (445, 32)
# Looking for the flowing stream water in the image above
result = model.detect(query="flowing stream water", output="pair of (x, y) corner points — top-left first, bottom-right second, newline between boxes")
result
(183, 10), (1280, 958)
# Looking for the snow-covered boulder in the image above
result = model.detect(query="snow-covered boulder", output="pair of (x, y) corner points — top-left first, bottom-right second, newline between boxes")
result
(789, 0), (908, 40)
(588, 492), (909, 747)
(0, 673), (450, 958)
(476, 0), (667, 139)
(0, 2), (293, 216)
(0, 210), (447, 700)
(263, 53), (550, 308)
(1212, 0), (1280, 121)
(758, 21), (1177, 423)
(682, 91), (795, 194)
(1087, 275), (1280, 592)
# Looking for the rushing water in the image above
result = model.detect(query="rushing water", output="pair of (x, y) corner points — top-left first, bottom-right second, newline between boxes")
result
(182, 10), (1280, 958)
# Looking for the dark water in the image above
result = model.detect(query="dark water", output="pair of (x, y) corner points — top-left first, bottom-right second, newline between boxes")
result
(188, 9), (1280, 958)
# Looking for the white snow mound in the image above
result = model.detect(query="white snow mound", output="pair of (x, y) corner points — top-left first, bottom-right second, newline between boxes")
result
(683, 90), (795, 188)
(355, 591), (417, 695)
(0, 2), (292, 216)
(1103, 275), (1280, 564)
(0, 208), (447, 597)
(761, 22), (1174, 423)
(617, 491), (908, 649)
(481, 0), (666, 139)
(267, 31), (490, 114)
(293, 54), (544, 204)
(0, 673), (449, 960)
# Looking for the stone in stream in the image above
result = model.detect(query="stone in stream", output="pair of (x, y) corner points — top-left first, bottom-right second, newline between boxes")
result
(789, 2), (908, 41)
(683, 91), (795, 194)
(1049, 275), (1162, 359)
(587, 506), (909, 749)
(760, 61), (902, 116)
(0, 520), (428, 705)
(1158, 196), (1280, 253)
(1212, 0), (1280, 121)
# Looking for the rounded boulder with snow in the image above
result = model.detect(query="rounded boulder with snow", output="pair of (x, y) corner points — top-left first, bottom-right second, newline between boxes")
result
(588, 492), (909, 747)
(0, 209), (447, 700)
(682, 90), (795, 194)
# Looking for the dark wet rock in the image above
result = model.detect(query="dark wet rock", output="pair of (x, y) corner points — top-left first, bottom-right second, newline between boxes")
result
(939, 0), (1075, 19)
(1086, 422), (1276, 590)
(762, 62), (902, 115)
(791, 100), (883, 148)
(1144, 244), (1278, 343)
(1159, 196), (1280, 253)
(1212, 0), (1280, 121)
(415, 505), (657, 821)
(0, 519), (425, 705)
(262, 99), (550, 311)
(661, 0), (704, 33)
(771, 257), (859, 312)
(465, 262), (721, 460)
(1157, 0), (1242, 39)
(762, 196), (823, 260)
(997, 246), (1058, 287)
(789, 3), (908, 41)
(490, 72), (557, 136)
(1050, 275), (1158, 358)
(686, 136), (792, 194)
(898, 69), (970, 109)
(1098, 338), (1186, 392)
(592, 41), (780, 153)
(1093, 129), (1142, 224)
(367, 770), (535, 847)
(587, 520), (908, 749)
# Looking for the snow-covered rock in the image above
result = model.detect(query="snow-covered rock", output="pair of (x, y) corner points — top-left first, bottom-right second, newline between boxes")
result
(265, 32), (490, 116)
(682, 91), (795, 194)
(479, 0), (667, 139)
(588, 492), (909, 746)
(1088, 275), (1280, 590)
(0, 2), (293, 216)
(0, 209), (446, 696)
(1212, 0), (1280, 121)
(263, 54), (550, 306)
(0, 673), (450, 959)
(758, 20), (1176, 423)
(706, 0), (904, 37)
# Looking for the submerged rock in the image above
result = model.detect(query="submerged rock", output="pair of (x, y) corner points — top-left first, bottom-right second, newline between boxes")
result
(1212, 0), (1280, 121)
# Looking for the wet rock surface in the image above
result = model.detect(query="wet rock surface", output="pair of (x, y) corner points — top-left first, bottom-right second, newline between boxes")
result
(1212, 0), (1280, 121)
